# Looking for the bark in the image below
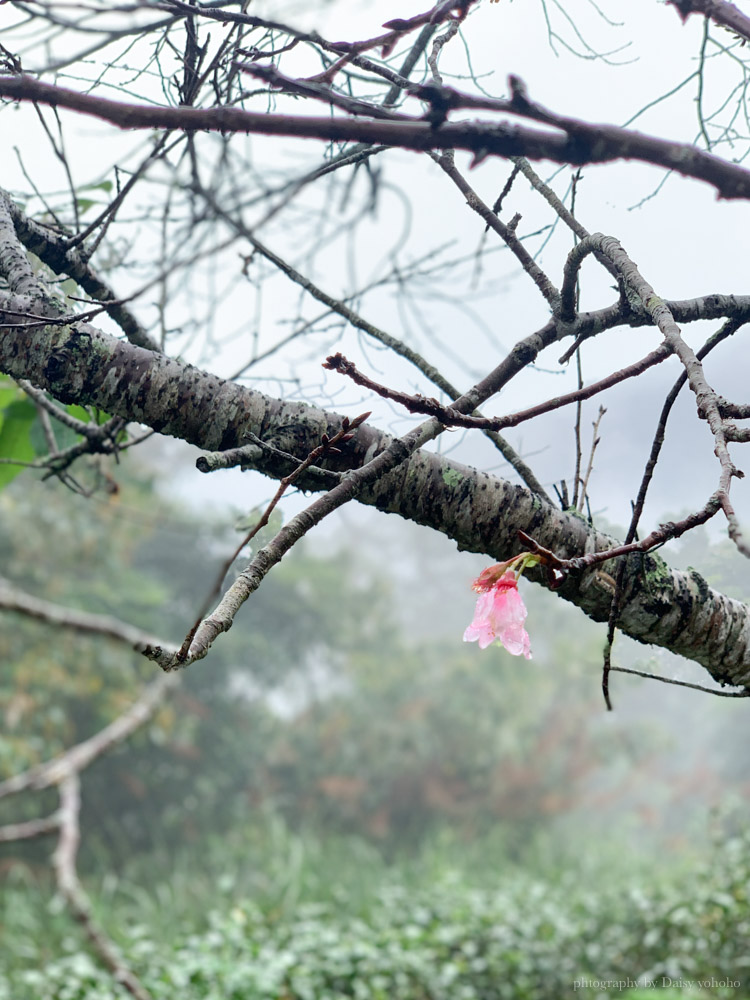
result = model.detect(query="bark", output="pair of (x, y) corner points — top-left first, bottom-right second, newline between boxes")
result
(1, 294), (749, 687)
(669, 0), (750, 42)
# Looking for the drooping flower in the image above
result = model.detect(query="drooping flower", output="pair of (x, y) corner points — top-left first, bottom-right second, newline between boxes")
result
(463, 568), (532, 659)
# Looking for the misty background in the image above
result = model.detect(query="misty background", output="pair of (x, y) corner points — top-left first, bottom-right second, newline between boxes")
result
(3, 1), (750, 996)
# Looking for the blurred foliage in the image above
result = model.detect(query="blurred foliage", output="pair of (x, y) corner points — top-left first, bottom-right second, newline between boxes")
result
(0, 457), (613, 868)
(0, 461), (401, 861)
(259, 636), (602, 851)
(0, 376), (37, 490)
(3, 460), (750, 998)
(3, 460), (750, 870)
(2, 817), (750, 998)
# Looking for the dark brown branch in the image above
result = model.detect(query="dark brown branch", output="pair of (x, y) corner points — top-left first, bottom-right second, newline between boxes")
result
(520, 497), (722, 583)
(239, 63), (412, 121)
(430, 149), (561, 307)
(577, 405), (606, 511)
(322, 347), (674, 430)
(609, 664), (750, 697)
(3, 75), (750, 198)
(155, 0), (471, 53)
(668, 0), (750, 43)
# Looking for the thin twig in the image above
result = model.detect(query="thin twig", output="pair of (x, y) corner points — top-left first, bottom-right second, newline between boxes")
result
(175, 412), (371, 662)
(609, 664), (750, 697)
(322, 348), (673, 431)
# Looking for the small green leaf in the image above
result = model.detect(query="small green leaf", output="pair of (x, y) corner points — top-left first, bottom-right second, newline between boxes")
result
(0, 398), (37, 489)
(29, 414), (80, 455)
(66, 404), (92, 424)
(79, 179), (113, 193)
(0, 384), (19, 414)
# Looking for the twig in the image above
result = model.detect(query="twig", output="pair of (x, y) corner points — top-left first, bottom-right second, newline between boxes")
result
(4, 74), (750, 198)
(0, 813), (60, 842)
(0, 577), (170, 661)
(174, 412), (371, 663)
(201, 191), (550, 498)
(577, 405), (606, 512)
(239, 63), (412, 121)
(322, 348), (673, 431)
(608, 664), (750, 697)
(430, 149), (561, 309)
(563, 233), (746, 553)
(144, 415), (441, 670)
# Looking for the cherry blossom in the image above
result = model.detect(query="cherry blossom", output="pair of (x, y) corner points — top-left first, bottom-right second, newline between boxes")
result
(463, 568), (532, 659)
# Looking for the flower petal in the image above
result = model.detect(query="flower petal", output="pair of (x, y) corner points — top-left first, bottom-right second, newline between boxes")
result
(463, 571), (532, 658)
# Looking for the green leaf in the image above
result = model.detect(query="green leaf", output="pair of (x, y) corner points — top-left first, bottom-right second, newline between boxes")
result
(0, 383), (19, 414)
(66, 404), (116, 427)
(79, 179), (113, 193)
(66, 404), (92, 424)
(0, 398), (37, 489)
(29, 413), (79, 455)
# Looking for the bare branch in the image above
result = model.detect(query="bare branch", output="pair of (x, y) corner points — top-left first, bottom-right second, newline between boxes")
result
(2, 188), (160, 351)
(53, 775), (153, 1000)
(0, 673), (177, 800)
(0, 575), (170, 656)
(669, 0), (750, 44)
(3, 75), (750, 197)
(3, 288), (750, 681)
(322, 347), (674, 431)
(0, 813), (60, 842)
(173, 412), (371, 664)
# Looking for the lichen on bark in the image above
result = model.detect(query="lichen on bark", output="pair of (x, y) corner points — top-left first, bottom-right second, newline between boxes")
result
(1, 296), (749, 685)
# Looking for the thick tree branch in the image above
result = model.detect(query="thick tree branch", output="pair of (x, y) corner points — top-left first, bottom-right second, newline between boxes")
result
(1, 188), (159, 351)
(669, 0), (750, 43)
(1, 295), (750, 685)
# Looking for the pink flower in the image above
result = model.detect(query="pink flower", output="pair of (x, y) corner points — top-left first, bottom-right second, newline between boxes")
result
(463, 569), (532, 658)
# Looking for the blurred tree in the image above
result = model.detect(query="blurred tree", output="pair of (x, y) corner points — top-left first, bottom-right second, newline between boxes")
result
(0, 463), (603, 863)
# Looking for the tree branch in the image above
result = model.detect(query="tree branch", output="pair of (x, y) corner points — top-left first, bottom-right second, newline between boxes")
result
(0, 575), (170, 657)
(3, 74), (750, 197)
(669, 0), (750, 43)
(1, 294), (750, 684)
